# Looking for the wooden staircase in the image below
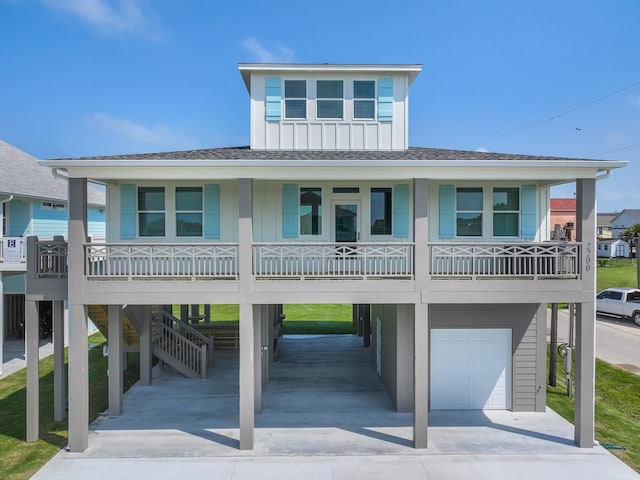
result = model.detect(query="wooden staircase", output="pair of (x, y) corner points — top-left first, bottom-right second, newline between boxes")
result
(87, 305), (210, 379)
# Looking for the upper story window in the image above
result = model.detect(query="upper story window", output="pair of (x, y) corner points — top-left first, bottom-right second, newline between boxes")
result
(371, 188), (392, 235)
(456, 187), (483, 236)
(41, 201), (66, 210)
(317, 80), (343, 119)
(354, 81), (375, 119)
(138, 187), (165, 237)
(300, 187), (322, 235)
(493, 188), (520, 237)
(285, 80), (306, 119)
(176, 187), (203, 237)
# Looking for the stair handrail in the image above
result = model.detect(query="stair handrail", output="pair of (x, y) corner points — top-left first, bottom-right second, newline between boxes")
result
(151, 316), (207, 379)
(156, 309), (214, 368)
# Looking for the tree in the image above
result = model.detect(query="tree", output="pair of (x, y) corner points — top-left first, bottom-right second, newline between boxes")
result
(621, 223), (640, 240)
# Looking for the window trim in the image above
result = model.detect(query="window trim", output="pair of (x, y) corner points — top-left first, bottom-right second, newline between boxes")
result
(137, 186), (166, 237)
(370, 187), (392, 236)
(300, 186), (322, 236)
(316, 80), (344, 120)
(284, 79), (307, 120)
(492, 187), (520, 237)
(175, 186), (203, 237)
(455, 187), (483, 237)
(354, 80), (376, 120)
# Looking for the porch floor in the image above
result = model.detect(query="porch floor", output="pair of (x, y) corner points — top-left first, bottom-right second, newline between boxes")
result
(32, 335), (639, 479)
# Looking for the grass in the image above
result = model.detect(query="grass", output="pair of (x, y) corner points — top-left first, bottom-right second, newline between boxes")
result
(597, 258), (639, 291)
(171, 304), (355, 335)
(0, 332), (141, 480)
(547, 350), (640, 472)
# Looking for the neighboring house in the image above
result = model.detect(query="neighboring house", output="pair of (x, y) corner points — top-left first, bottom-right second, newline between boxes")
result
(550, 198), (576, 240)
(0, 140), (105, 375)
(597, 238), (630, 258)
(610, 209), (640, 239)
(597, 212), (616, 239)
(25, 63), (626, 453)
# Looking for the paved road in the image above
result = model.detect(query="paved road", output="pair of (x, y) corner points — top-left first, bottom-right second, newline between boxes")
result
(550, 309), (640, 374)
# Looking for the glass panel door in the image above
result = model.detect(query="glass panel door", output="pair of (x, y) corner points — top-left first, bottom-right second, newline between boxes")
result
(334, 203), (359, 243)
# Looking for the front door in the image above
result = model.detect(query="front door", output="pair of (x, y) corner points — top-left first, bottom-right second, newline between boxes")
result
(333, 201), (360, 243)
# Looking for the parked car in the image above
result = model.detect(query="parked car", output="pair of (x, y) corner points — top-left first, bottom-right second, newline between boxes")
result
(596, 288), (640, 325)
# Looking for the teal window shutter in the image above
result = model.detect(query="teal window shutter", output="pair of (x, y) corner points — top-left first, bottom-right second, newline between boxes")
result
(204, 184), (220, 239)
(377, 78), (393, 122)
(282, 184), (299, 238)
(393, 184), (409, 238)
(439, 185), (455, 239)
(521, 185), (537, 239)
(120, 184), (136, 240)
(266, 77), (282, 121)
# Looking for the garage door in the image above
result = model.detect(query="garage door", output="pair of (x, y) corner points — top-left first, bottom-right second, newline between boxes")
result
(431, 328), (511, 410)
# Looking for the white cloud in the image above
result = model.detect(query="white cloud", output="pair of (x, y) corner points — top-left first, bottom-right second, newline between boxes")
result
(242, 37), (294, 63)
(89, 113), (192, 148)
(475, 147), (489, 153)
(42, 0), (160, 39)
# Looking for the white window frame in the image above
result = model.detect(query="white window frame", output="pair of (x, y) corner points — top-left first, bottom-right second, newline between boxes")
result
(492, 187), (520, 238)
(353, 80), (376, 120)
(455, 187), (483, 237)
(175, 186), (203, 237)
(41, 201), (66, 210)
(137, 186), (166, 237)
(316, 80), (344, 120)
(284, 80), (306, 120)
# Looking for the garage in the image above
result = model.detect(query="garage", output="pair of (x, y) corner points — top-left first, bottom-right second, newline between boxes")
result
(430, 328), (512, 410)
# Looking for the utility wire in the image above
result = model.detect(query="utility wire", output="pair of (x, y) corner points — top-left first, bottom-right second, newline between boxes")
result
(460, 80), (640, 149)
(589, 141), (640, 158)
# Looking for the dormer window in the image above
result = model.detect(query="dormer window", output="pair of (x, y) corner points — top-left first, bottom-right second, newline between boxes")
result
(317, 80), (343, 119)
(285, 80), (306, 119)
(354, 81), (375, 119)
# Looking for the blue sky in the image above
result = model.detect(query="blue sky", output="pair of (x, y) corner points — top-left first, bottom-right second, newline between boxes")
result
(1, 0), (638, 213)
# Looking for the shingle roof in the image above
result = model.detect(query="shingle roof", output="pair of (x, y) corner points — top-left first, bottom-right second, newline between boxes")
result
(49, 145), (611, 163)
(0, 140), (105, 205)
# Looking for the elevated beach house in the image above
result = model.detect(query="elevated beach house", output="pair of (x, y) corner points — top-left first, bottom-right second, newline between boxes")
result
(25, 63), (625, 452)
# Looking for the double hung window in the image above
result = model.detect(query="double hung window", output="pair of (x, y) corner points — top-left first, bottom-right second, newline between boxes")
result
(493, 188), (520, 236)
(285, 80), (306, 119)
(138, 187), (165, 237)
(456, 187), (483, 236)
(354, 81), (375, 119)
(317, 80), (343, 119)
(176, 187), (203, 237)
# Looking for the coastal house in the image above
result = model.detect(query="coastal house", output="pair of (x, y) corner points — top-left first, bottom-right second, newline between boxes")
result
(25, 63), (625, 452)
(0, 141), (104, 375)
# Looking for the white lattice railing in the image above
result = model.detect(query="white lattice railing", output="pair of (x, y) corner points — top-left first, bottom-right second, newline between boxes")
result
(429, 242), (581, 279)
(253, 242), (414, 279)
(85, 243), (238, 280)
(152, 317), (207, 379)
(35, 240), (68, 277)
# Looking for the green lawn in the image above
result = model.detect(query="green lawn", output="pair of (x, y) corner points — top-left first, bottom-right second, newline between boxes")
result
(547, 352), (640, 472)
(597, 258), (639, 291)
(0, 332), (140, 480)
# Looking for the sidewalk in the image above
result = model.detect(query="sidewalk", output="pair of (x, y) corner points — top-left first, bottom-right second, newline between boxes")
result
(1, 338), (54, 377)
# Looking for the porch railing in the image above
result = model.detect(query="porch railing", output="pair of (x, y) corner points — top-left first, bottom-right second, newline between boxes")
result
(35, 240), (68, 277)
(429, 242), (581, 279)
(253, 242), (414, 279)
(84, 243), (239, 280)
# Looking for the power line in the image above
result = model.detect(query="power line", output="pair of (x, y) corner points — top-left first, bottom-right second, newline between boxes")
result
(460, 80), (640, 149)
(589, 141), (640, 158)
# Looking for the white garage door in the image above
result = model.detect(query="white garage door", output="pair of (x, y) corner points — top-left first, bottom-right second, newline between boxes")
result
(431, 328), (511, 410)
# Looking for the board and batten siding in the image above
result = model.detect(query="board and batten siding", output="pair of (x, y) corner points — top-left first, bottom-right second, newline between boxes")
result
(250, 73), (409, 150)
(428, 303), (542, 412)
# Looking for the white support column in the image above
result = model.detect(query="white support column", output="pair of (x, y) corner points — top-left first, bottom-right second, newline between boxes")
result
(574, 178), (596, 447)
(139, 305), (152, 386)
(67, 177), (89, 452)
(238, 177), (255, 450)
(254, 305), (262, 414)
(108, 305), (123, 416)
(239, 302), (255, 450)
(25, 299), (39, 442)
(413, 302), (428, 449)
(413, 179), (429, 292)
(535, 303), (547, 412)
(53, 300), (66, 421)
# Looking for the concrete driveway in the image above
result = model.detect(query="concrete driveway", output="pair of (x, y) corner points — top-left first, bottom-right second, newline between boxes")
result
(31, 335), (640, 480)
